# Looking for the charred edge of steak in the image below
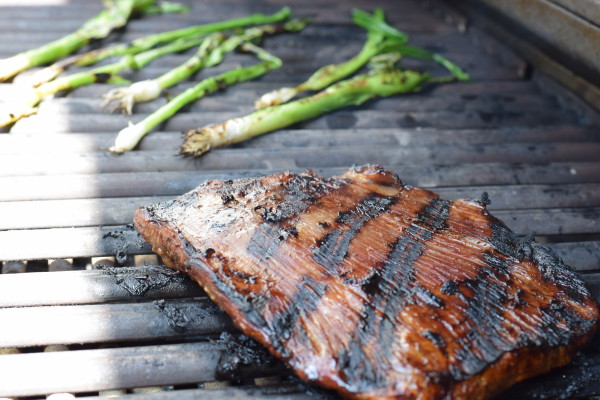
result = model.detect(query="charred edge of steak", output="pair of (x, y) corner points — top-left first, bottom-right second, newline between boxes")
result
(133, 206), (292, 361)
(450, 336), (596, 400)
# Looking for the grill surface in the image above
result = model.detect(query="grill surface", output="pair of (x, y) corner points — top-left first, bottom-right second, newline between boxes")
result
(1, 0), (599, 398)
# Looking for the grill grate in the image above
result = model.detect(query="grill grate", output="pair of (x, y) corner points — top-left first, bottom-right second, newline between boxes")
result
(1, 0), (599, 398)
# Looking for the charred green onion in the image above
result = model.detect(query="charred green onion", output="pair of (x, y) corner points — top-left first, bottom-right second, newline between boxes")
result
(110, 43), (282, 153)
(181, 64), (431, 156)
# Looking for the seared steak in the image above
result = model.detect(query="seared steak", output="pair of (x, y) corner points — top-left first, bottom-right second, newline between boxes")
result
(134, 165), (599, 400)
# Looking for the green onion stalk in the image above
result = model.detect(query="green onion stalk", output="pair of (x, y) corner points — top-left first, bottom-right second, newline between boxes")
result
(109, 43), (282, 153)
(26, 43), (133, 88)
(254, 8), (469, 109)
(102, 33), (226, 114)
(181, 62), (431, 157)
(350, 9), (470, 81)
(0, 0), (189, 82)
(103, 18), (309, 114)
(254, 8), (392, 109)
(26, 7), (293, 87)
(0, 35), (208, 128)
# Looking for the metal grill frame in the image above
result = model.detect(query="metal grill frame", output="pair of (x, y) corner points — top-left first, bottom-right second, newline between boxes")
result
(0, 0), (599, 398)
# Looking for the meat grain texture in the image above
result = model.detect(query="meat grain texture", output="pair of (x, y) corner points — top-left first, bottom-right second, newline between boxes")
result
(134, 165), (599, 400)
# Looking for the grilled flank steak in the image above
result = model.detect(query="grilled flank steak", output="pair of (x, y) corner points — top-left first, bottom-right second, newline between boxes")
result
(134, 165), (599, 400)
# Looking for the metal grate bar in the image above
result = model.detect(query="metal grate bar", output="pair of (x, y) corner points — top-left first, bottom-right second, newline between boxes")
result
(2, 163), (599, 202)
(3, 143), (600, 176)
(0, 299), (234, 348)
(0, 342), (226, 397)
(82, 385), (325, 400)
(10, 109), (578, 134)
(1, 183), (599, 231)
(1, 125), (598, 155)
(0, 266), (202, 307)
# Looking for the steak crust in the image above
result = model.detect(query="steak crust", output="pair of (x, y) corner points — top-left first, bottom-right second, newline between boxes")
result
(134, 165), (599, 400)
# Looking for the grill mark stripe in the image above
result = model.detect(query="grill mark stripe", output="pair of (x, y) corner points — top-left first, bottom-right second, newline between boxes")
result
(450, 257), (512, 379)
(261, 187), (390, 356)
(313, 193), (397, 274)
(377, 198), (451, 354)
(138, 203), (279, 348)
(339, 197), (451, 388)
(270, 276), (328, 358)
(242, 174), (351, 357)
(185, 244), (326, 360)
(245, 174), (348, 264)
(447, 244), (542, 380)
(257, 185), (401, 360)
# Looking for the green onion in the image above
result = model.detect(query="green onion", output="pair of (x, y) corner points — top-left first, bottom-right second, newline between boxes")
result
(254, 9), (390, 109)
(26, 7), (293, 87)
(136, 1), (190, 15)
(385, 43), (471, 82)
(255, 8), (469, 109)
(0, 36), (207, 127)
(110, 43), (282, 153)
(103, 18), (309, 114)
(351, 8), (470, 81)
(181, 66), (431, 157)
(26, 44), (132, 87)
(351, 8), (408, 44)
(0, 0), (186, 82)
(102, 33), (226, 114)
(128, 7), (291, 51)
